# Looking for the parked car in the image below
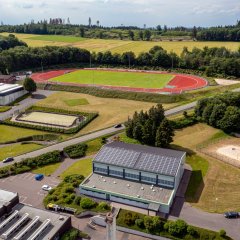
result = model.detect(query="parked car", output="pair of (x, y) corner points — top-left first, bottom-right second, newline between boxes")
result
(114, 124), (122, 128)
(3, 157), (14, 163)
(35, 174), (44, 181)
(42, 185), (52, 191)
(224, 212), (239, 218)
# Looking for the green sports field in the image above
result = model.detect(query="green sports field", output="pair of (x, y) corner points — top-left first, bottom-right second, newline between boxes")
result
(52, 70), (174, 89)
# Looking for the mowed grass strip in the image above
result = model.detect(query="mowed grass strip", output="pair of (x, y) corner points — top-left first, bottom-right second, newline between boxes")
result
(0, 125), (49, 143)
(60, 158), (92, 179)
(32, 162), (61, 176)
(0, 143), (43, 161)
(63, 98), (89, 106)
(52, 70), (174, 89)
(28, 35), (86, 43)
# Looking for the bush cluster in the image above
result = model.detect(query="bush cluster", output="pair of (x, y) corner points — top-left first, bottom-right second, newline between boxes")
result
(0, 150), (62, 178)
(195, 92), (240, 133)
(125, 104), (174, 147)
(170, 113), (198, 129)
(64, 143), (88, 159)
(44, 174), (110, 215)
(118, 210), (229, 240)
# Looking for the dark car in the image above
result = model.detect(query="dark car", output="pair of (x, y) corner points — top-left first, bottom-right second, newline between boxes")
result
(224, 212), (239, 218)
(3, 157), (14, 163)
(35, 174), (44, 181)
(114, 124), (122, 128)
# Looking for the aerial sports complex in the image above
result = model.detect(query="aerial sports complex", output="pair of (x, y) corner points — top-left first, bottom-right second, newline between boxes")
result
(31, 68), (208, 94)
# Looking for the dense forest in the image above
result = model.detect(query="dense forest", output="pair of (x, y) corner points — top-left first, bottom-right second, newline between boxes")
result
(0, 20), (240, 41)
(0, 34), (27, 51)
(0, 35), (239, 78)
(195, 92), (240, 133)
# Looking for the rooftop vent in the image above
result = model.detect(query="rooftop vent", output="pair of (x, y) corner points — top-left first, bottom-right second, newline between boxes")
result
(137, 195), (140, 198)
(160, 188), (163, 191)
(150, 186), (153, 190)
(101, 176), (103, 178)
(127, 184), (130, 187)
(141, 187), (144, 190)
(93, 185), (96, 188)
(153, 189), (156, 192)
(113, 181), (116, 184)
(103, 179), (106, 182)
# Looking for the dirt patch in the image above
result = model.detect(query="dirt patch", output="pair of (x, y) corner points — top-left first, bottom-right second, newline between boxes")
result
(200, 138), (240, 168)
(215, 79), (240, 86)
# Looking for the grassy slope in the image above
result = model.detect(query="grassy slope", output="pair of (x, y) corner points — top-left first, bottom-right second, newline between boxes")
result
(32, 162), (61, 176)
(173, 123), (240, 212)
(0, 143), (43, 161)
(60, 158), (92, 179)
(36, 91), (177, 135)
(63, 98), (89, 106)
(2, 33), (240, 55)
(0, 125), (49, 143)
(52, 70), (174, 89)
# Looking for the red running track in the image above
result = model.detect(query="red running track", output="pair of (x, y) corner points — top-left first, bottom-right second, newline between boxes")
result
(32, 69), (208, 94)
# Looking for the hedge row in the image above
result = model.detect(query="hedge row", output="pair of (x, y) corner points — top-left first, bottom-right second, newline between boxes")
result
(3, 106), (98, 134)
(0, 150), (62, 178)
(170, 114), (198, 129)
(40, 83), (184, 104)
(117, 209), (229, 240)
(2, 134), (59, 144)
(64, 143), (88, 159)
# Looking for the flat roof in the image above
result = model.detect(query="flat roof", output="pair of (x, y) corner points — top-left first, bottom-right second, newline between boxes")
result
(0, 83), (23, 94)
(0, 190), (17, 208)
(82, 173), (173, 205)
(94, 142), (185, 177)
(10, 203), (70, 239)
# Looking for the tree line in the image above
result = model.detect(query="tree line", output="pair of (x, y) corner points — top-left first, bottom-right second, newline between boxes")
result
(0, 21), (240, 41)
(0, 34), (27, 51)
(195, 92), (240, 133)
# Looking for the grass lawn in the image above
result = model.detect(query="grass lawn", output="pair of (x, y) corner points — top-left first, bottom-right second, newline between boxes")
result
(0, 143), (43, 161)
(119, 132), (141, 145)
(32, 162), (61, 176)
(0, 125), (49, 143)
(63, 98), (89, 106)
(52, 70), (174, 89)
(173, 123), (240, 213)
(0, 106), (11, 113)
(2, 33), (240, 55)
(36, 91), (176, 135)
(60, 158), (92, 179)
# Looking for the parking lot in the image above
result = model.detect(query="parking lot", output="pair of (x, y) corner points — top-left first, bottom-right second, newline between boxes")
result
(0, 172), (60, 208)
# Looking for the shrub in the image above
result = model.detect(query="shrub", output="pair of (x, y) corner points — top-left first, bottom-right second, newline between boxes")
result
(168, 219), (188, 237)
(97, 202), (111, 211)
(187, 225), (196, 236)
(135, 218), (144, 228)
(64, 143), (88, 159)
(124, 212), (135, 226)
(219, 229), (226, 237)
(65, 186), (75, 193)
(144, 216), (154, 232)
(74, 196), (81, 205)
(80, 197), (96, 209)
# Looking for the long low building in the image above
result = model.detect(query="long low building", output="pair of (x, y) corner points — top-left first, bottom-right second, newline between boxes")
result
(0, 83), (26, 106)
(80, 142), (186, 214)
(0, 189), (71, 240)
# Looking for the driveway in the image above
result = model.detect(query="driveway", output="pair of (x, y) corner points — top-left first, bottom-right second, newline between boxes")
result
(0, 89), (53, 121)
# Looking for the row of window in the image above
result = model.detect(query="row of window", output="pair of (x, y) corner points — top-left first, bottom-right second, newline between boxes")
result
(94, 167), (174, 187)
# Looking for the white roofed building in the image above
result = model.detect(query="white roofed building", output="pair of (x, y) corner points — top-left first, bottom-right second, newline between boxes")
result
(0, 83), (26, 105)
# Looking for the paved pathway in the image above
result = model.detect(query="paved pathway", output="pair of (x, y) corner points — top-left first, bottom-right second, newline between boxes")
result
(0, 90), (53, 121)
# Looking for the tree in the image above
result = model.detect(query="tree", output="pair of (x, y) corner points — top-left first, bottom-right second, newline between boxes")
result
(138, 31), (143, 40)
(128, 30), (134, 40)
(144, 30), (151, 41)
(144, 216), (154, 232)
(79, 27), (85, 37)
(155, 119), (174, 148)
(192, 26), (197, 39)
(156, 25), (162, 34)
(23, 77), (37, 95)
(96, 20), (100, 27)
(168, 219), (187, 237)
(80, 197), (96, 209)
(88, 17), (91, 28)
(142, 119), (154, 145)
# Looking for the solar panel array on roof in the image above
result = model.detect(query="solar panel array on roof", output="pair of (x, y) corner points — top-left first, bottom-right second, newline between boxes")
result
(94, 146), (140, 168)
(136, 153), (180, 176)
(94, 142), (185, 176)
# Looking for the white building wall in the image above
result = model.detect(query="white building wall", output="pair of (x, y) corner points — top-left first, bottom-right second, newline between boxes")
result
(0, 89), (26, 106)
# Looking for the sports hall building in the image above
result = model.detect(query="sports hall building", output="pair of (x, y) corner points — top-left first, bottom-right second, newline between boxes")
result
(80, 142), (186, 214)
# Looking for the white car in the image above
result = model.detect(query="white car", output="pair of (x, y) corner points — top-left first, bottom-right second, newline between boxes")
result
(41, 185), (52, 191)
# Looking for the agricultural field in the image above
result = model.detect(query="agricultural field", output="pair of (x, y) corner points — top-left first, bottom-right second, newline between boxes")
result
(52, 70), (174, 89)
(173, 123), (240, 212)
(36, 91), (177, 135)
(1, 32), (239, 55)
